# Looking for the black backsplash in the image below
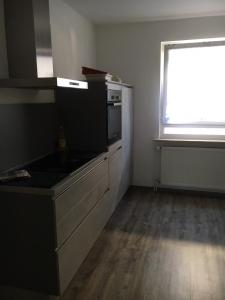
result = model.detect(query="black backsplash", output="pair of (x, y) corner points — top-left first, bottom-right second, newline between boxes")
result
(0, 103), (58, 173)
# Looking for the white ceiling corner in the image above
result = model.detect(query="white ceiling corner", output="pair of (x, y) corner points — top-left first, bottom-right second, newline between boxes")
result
(63, 0), (225, 24)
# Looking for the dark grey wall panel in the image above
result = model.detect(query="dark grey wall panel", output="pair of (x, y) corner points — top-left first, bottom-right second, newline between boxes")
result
(55, 84), (108, 152)
(0, 103), (57, 173)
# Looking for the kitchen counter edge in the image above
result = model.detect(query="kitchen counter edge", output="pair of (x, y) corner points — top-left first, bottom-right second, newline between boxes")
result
(0, 152), (109, 197)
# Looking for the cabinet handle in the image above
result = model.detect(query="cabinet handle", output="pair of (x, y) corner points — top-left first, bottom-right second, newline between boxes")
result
(114, 103), (122, 107)
(69, 81), (79, 86)
(108, 102), (122, 107)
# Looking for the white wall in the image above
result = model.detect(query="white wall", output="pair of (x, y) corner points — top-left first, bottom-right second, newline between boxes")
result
(0, 0), (96, 103)
(0, 0), (96, 81)
(49, 0), (96, 80)
(96, 16), (225, 187)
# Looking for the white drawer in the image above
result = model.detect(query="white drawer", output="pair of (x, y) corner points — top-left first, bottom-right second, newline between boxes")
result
(57, 190), (113, 294)
(109, 146), (123, 208)
(55, 158), (108, 222)
(56, 173), (109, 247)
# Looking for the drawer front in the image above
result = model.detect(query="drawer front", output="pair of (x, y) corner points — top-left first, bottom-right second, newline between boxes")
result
(57, 190), (113, 294)
(57, 173), (109, 247)
(109, 147), (123, 208)
(55, 159), (108, 222)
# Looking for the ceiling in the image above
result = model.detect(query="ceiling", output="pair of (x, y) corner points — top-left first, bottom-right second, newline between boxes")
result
(64, 0), (225, 24)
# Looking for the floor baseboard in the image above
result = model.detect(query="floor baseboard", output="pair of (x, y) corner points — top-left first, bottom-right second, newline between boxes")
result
(130, 185), (225, 198)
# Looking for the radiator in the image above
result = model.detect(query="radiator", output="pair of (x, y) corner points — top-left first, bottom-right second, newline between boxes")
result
(160, 147), (225, 191)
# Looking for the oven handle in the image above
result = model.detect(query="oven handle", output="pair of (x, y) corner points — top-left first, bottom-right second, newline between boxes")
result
(108, 102), (122, 107)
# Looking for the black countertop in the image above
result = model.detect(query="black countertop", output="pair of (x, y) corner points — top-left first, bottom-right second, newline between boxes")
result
(0, 151), (101, 189)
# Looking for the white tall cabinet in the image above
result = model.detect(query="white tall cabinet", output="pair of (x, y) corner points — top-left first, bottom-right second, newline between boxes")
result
(120, 85), (134, 201)
(109, 84), (133, 208)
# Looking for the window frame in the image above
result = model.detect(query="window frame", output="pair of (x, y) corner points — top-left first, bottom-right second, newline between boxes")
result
(159, 38), (225, 140)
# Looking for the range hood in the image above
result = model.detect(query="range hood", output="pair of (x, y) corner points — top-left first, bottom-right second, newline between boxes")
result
(0, 0), (87, 90)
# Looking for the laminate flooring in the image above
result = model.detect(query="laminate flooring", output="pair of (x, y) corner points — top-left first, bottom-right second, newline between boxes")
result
(61, 187), (225, 300)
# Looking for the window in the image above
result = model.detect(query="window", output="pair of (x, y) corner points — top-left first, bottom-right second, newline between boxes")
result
(160, 39), (225, 140)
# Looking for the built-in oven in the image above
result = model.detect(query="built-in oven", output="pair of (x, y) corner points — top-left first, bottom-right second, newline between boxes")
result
(107, 89), (122, 145)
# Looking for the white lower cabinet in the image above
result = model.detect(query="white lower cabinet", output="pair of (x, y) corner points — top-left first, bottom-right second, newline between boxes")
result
(55, 155), (111, 294)
(56, 158), (109, 247)
(58, 190), (111, 293)
(108, 142), (123, 209)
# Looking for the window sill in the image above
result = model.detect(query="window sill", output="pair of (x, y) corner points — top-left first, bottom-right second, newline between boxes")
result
(153, 138), (225, 148)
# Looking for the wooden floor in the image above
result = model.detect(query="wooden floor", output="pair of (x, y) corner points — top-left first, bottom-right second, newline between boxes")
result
(61, 187), (225, 300)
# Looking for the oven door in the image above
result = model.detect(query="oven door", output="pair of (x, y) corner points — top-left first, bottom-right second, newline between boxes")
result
(108, 102), (122, 145)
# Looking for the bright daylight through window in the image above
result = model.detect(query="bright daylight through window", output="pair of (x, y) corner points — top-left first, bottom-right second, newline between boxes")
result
(160, 39), (225, 140)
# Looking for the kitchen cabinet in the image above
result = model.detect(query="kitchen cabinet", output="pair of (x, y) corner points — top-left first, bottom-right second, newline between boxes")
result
(0, 82), (133, 299)
(55, 157), (108, 247)
(55, 157), (110, 292)
(0, 153), (110, 296)
(119, 86), (134, 202)
(58, 189), (112, 293)
(108, 85), (133, 208)
(108, 141), (123, 209)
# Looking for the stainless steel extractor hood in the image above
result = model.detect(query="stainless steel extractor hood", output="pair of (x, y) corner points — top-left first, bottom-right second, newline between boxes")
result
(0, 0), (87, 89)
